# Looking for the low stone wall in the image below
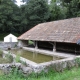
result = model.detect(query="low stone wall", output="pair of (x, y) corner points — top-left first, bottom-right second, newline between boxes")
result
(34, 57), (75, 72)
(0, 63), (33, 75)
(2, 50), (80, 73)
(0, 42), (17, 49)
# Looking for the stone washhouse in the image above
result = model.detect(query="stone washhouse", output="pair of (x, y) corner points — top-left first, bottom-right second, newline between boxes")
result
(18, 17), (80, 55)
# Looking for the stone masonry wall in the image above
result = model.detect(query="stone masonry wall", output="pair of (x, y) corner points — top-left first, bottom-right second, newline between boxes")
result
(0, 63), (33, 75)
(0, 42), (17, 49)
(3, 50), (80, 73)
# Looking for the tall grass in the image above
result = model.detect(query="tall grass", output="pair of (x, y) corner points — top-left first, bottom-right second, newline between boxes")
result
(0, 67), (80, 80)
(27, 68), (80, 80)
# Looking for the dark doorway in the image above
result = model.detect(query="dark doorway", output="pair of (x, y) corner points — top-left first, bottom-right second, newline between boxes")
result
(38, 41), (53, 51)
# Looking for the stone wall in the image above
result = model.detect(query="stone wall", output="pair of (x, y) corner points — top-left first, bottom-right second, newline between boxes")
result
(0, 42), (17, 49)
(35, 57), (76, 72)
(0, 56), (79, 75)
(1, 51), (33, 75)
(0, 56), (79, 76)
(0, 63), (33, 75)
(3, 50), (80, 73)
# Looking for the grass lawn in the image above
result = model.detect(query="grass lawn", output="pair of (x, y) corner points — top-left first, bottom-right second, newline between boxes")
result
(0, 67), (80, 80)
(27, 68), (80, 80)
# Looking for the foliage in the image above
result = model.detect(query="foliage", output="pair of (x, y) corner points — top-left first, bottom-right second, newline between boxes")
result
(0, 33), (9, 41)
(15, 54), (27, 66)
(75, 57), (80, 66)
(0, 0), (21, 33)
(19, 5), (28, 33)
(0, 49), (3, 57)
(0, 0), (80, 34)
(29, 40), (34, 45)
(0, 57), (11, 63)
(0, 51), (13, 63)
(24, 0), (50, 29)
(68, 0), (80, 18)
(0, 0), (50, 34)
(49, 0), (80, 20)
(49, 0), (67, 20)
(15, 54), (20, 62)
(0, 67), (80, 80)
(61, 0), (80, 18)
(5, 51), (13, 63)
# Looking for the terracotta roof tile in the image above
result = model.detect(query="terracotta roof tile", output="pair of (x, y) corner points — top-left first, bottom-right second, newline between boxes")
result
(18, 17), (80, 43)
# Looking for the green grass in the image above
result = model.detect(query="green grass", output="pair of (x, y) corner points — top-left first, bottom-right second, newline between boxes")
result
(0, 55), (13, 63)
(0, 67), (80, 80)
(0, 50), (13, 63)
(0, 57), (11, 63)
(27, 68), (80, 80)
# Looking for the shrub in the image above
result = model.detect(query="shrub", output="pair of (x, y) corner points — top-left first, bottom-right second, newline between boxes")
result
(0, 49), (3, 57)
(75, 57), (80, 67)
(15, 54), (20, 63)
(5, 51), (13, 63)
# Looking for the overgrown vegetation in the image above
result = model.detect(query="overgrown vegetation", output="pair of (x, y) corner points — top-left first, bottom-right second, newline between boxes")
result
(0, 50), (13, 63)
(5, 51), (13, 63)
(0, 0), (80, 34)
(0, 57), (12, 63)
(14, 54), (20, 63)
(0, 53), (80, 80)
(0, 67), (80, 80)
(0, 49), (80, 80)
(0, 49), (3, 56)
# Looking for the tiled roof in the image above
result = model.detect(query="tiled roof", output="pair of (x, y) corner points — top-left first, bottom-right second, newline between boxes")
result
(18, 17), (80, 43)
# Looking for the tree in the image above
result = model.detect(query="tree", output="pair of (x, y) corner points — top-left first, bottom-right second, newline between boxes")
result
(11, 0), (17, 3)
(21, 0), (29, 3)
(49, 0), (67, 21)
(0, 0), (20, 33)
(61, 0), (80, 18)
(19, 5), (28, 33)
(24, 0), (50, 30)
(67, 0), (80, 18)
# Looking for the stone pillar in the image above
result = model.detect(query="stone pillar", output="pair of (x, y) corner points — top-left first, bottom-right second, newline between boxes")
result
(53, 42), (56, 52)
(35, 41), (38, 49)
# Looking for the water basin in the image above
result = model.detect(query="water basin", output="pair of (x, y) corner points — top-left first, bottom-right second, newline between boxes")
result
(10, 49), (62, 63)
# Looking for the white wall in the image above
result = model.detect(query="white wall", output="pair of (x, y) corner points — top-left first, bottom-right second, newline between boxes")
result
(4, 34), (18, 42)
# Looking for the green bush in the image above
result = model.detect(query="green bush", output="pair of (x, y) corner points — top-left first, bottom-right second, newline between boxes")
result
(75, 57), (80, 67)
(5, 51), (13, 63)
(0, 57), (11, 63)
(15, 54), (20, 63)
(0, 50), (3, 57)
